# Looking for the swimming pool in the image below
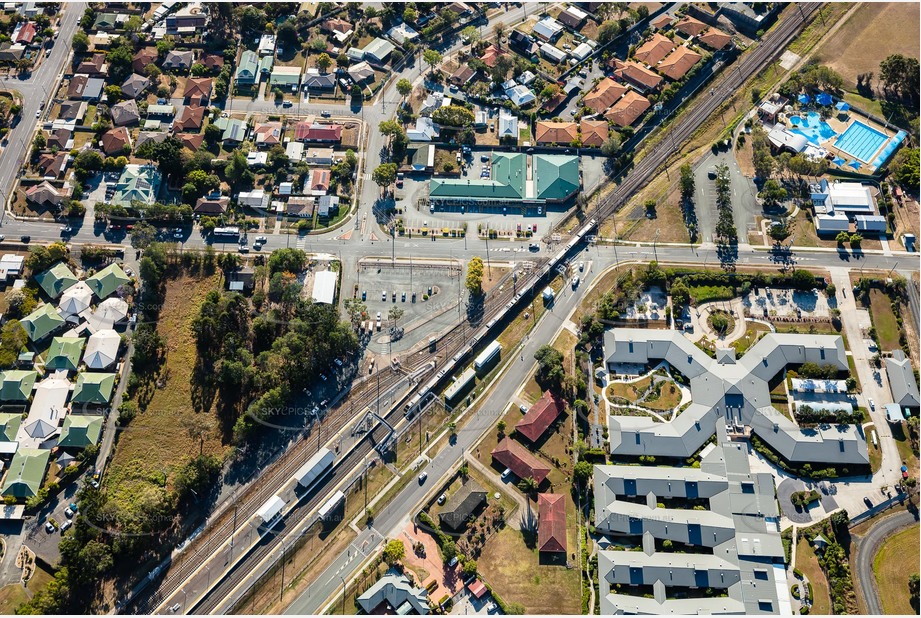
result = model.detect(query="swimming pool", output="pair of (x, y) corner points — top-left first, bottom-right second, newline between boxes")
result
(835, 121), (889, 163)
(788, 111), (837, 145)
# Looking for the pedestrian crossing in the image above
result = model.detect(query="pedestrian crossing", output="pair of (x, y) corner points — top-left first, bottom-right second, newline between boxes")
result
(296, 236), (307, 249)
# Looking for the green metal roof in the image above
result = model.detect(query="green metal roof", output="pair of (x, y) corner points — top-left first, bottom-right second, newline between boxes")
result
(0, 412), (21, 441)
(72, 372), (116, 405)
(258, 55), (274, 74)
(429, 152), (527, 201)
(45, 337), (86, 372)
(21, 304), (65, 342)
(236, 50), (259, 82)
(533, 154), (580, 201)
(0, 370), (38, 402)
(34, 262), (78, 299)
(1, 448), (50, 498)
(86, 263), (130, 299)
(269, 68), (301, 86)
(58, 415), (104, 449)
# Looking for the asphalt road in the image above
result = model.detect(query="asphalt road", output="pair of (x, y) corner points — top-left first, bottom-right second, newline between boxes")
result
(853, 508), (919, 615)
(285, 253), (601, 615)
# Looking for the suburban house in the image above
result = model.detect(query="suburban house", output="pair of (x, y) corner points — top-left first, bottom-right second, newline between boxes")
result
(194, 195), (229, 215)
(100, 127), (131, 155)
(162, 49), (194, 71)
(363, 37), (395, 64)
(356, 571), (429, 615)
(580, 119), (608, 147)
(111, 164), (162, 207)
(253, 122), (282, 148)
(183, 77), (212, 104)
(110, 99), (140, 126)
(658, 46), (702, 80)
(605, 90), (651, 127)
(634, 33), (675, 66)
(25, 181), (70, 209)
(132, 47), (158, 73)
(172, 105), (205, 132)
(438, 480), (487, 531)
(294, 122), (342, 143)
(582, 77), (628, 115)
(886, 350), (921, 413)
(610, 59), (662, 92)
(675, 15), (709, 37)
(532, 15), (564, 41)
(535, 121), (577, 146)
(302, 69), (336, 91)
(67, 75), (104, 101)
(235, 50), (259, 85)
(537, 493), (567, 554)
(516, 390), (564, 443)
(121, 73), (151, 99)
(491, 437), (551, 484)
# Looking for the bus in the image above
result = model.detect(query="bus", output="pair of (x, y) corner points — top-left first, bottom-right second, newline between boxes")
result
(212, 226), (241, 239)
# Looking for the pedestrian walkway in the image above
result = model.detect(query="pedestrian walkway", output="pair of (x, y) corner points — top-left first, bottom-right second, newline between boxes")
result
(464, 454), (531, 531)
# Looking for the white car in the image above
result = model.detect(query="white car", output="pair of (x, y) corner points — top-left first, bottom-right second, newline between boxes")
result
(868, 398), (875, 410)
(418, 471), (428, 483)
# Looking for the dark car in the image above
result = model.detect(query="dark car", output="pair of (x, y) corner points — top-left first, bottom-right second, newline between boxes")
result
(20, 235), (30, 243)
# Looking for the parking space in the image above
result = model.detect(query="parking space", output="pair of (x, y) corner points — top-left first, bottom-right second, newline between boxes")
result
(693, 149), (759, 243)
(356, 260), (464, 354)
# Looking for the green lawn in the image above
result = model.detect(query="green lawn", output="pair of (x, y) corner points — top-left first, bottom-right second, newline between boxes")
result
(795, 538), (831, 616)
(868, 289), (901, 350)
(873, 525), (919, 615)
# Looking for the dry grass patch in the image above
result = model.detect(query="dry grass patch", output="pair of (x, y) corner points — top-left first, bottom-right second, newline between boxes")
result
(105, 274), (226, 510)
(814, 3), (920, 88)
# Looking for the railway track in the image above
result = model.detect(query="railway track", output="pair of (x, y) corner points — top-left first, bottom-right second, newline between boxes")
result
(133, 7), (823, 613)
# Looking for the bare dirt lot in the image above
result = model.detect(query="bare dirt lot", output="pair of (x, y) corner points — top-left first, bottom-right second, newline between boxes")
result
(813, 3), (920, 88)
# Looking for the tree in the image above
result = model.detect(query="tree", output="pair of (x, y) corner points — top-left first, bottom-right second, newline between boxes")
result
(403, 6), (418, 23)
(461, 25), (480, 46)
(670, 280), (690, 307)
(573, 460), (592, 487)
(598, 20), (621, 44)
(767, 220), (791, 243)
(382, 539), (405, 565)
(497, 420), (506, 435)
(879, 54), (920, 102)
(493, 22), (506, 50)
(236, 5), (266, 34)
(106, 43), (135, 81)
(73, 149), (104, 181)
(130, 222), (157, 249)
(909, 573), (919, 609)
(422, 49), (442, 74)
(850, 233), (863, 248)
(835, 231), (850, 246)
(431, 105), (475, 127)
(534, 345), (565, 392)
(891, 147), (920, 189)
(72, 31), (89, 53)
(372, 162), (397, 189)
(759, 179), (788, 206)
(0, 319), (27, 367)
(225, 149), (254, 188)
(679, 163), (695, 201)
(276, 20), (298, 50)
(343, 298), (367, 330)
(517, 476), (538, 496)
(316, 52), (332, 72)
(396, 78), (412, 99)
(465, 256), (484, 296)
(388, 306), (404, 328)
(601, 134), (622, 156)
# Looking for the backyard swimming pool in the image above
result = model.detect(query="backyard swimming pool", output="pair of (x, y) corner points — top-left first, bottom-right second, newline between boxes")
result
(834, 120), (889, 163)
(788, 111), (837, 145)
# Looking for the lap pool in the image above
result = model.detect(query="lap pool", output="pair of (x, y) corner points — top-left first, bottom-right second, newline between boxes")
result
(834, 121), (888, 163)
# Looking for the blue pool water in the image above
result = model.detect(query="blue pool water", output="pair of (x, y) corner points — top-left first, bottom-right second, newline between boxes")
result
(788, 111), (837, 145)
(835, 121), (889, 163)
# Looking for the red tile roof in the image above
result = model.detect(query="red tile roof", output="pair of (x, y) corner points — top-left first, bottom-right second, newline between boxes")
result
(294, 122), (342, 142)
(611, 59), (662, 91)
(479, 44), (506, 68)
(468, 580), (487, 599)
(698, 28), (732, 50)
(491, 437), (550, 484)
(582, 77), (627, 114)
(651, 14), (674, 30)
(132, 47), (158, 73)
(516, 390), (563, 443)
(535, 121), (578, 145)
(311, 168), (331, 192)
(634, 33), (674, 66)
(658, 46), (701, 80)
(177, 132), (204, 150)
(605, 89), (651, 127)
(100, 127), (130, 154)
(15, 22), (36, 44)
(675, 15), (708, 37)
(538, 493), (567, 553)
(183, 77), (212, 102)
(580, 119), (608, 148)
(172, 105), (205, 131)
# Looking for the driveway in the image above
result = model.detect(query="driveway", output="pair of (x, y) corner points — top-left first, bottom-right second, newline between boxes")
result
(776, 478), (817, 524)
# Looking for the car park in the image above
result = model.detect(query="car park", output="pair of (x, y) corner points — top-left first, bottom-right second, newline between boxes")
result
(381, 291), (386, 301)
(334, 358), (343, 367)
(45, 521), (56, 533)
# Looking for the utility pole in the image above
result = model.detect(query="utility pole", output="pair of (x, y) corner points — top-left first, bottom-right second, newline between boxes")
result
(653, 228), (660, 263)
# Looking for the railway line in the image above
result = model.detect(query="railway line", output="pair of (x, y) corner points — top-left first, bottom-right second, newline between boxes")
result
(130, 6), (823, 613)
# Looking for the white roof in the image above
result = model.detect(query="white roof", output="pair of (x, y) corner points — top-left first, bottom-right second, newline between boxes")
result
(506, 84), (535, 106)
(571, 42), (593, 60)
(498, 111), (518, 138)
(532, 16), (563, 40)
(256, 494), (286, 523)
(58, 281), (93, 317)
(83, 329), (120, 369)
(312, 270), (338, 304)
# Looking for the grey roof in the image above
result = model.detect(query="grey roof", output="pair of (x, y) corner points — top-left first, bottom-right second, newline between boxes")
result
(356, 570), (429, 614)
(439, 480), (486, 530)
(886, 351), (920, 409)
(603, 328), (867, 466)
(596, 425), (788, 615)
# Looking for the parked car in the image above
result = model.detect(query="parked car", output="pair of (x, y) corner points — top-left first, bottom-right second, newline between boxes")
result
(45, 521), (56, 532)
(437, 494), (447, 505)
(519, 404), (528, 413)
(321, 110), (331, 118)
(60, 520), (72, 532)
(20, 235), (30, 243)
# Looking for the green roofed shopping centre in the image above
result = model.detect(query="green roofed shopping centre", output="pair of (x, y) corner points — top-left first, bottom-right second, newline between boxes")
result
(427, 152), (580, 213)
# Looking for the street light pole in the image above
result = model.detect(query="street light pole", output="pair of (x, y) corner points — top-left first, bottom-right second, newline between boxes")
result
(653, 229), (660, 263)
